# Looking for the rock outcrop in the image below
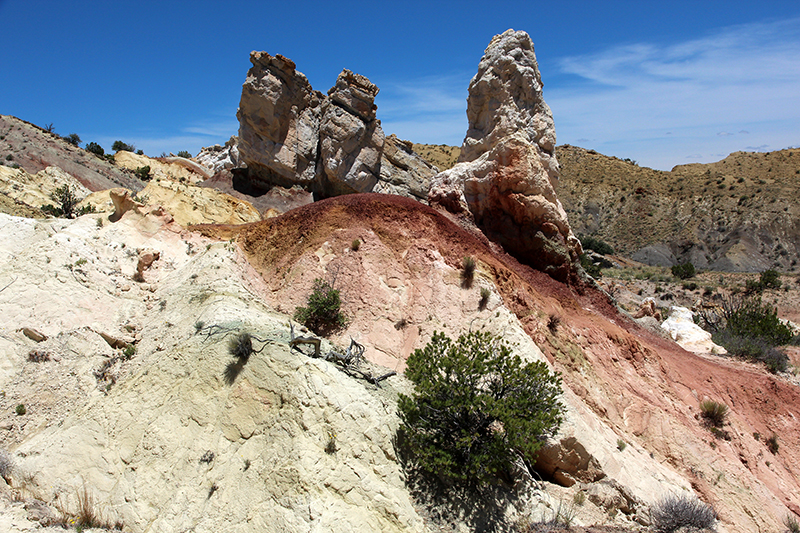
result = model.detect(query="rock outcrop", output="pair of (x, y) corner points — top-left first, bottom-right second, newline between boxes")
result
(428, 29), (581, 282)
(375, 135), (438, 201)
(196, 136), (242, 174)
(318, 69), (385, 196)
(237, 53), (322, 190)
(235, 51), (435, 201)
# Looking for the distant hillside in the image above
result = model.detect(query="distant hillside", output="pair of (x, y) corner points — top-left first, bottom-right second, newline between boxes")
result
(414, 143), (800, 272)
(412, 143), (460, 171)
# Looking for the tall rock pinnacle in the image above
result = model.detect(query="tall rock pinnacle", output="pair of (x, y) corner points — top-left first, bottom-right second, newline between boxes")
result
(429, 29), (581, 283)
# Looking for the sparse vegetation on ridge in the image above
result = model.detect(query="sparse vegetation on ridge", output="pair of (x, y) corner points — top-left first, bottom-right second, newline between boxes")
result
(112, 140), (135, 153)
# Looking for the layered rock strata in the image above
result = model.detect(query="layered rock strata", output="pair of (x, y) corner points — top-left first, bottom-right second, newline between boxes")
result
(428, 29), (581, 282)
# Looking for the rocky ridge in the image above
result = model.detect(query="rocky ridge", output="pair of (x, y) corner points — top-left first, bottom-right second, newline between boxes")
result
(0, 115), (144, 193)
(556, 145), (800, 272)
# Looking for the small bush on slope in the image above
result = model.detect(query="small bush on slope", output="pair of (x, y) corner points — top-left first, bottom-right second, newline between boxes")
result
(293, 278), (347, 336)
(699, 400), (728, 428)
(651, 494), (716, 532)
(671, 262), (696, 280)
(398, 331), (564, 485)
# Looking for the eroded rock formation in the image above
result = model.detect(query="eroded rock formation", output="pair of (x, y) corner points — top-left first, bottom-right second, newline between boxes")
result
(429, 29), (581, 282)
(235, 51), (435, 201)
(196, 136), (242, 175)
(318, 70), (385, 196)
(237, 53), (322, 190)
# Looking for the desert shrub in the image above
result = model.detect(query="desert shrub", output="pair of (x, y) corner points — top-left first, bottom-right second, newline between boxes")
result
(85, 141), (104, 156)
(709, 296), (793, 373)
(745, 279), (763, 294)
(134, 165), (151, 181)
(15, 404), (26, 416)
(136, 149), (144, 155)
(671, 262), (696, 280)
(351, 239), (360, 251)
(123, 344), (136, 359)
(760, 269), (781, 290)
(767, 433), (779, 454)
(5, 154), (13, 161)
(398, 330), (564, 485)
(699, 400), (728, 428)
(580, 253), (602, 278)
(579, 235), (614, 255)
(682, 282), (699, 291)
(63, 133), (82, 146)
(294, 278), (347, 335)
(176, 150), (192, 158)
(112, 140), (135, 153)
(42, 184), (80, 218)
(651, 493), (716, 533)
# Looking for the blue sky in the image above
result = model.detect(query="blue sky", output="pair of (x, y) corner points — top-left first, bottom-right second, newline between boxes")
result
(1, 0), (798, 170)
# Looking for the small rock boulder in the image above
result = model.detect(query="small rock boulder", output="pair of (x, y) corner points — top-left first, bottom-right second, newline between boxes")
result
(661, 306), (726, 354)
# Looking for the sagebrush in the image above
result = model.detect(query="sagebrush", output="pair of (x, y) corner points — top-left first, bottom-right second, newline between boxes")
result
(651, 494), (716, 532)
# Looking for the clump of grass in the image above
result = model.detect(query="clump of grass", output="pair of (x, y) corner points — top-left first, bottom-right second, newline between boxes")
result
(351, 239), (360, 251)
(573, 491), (586, 506)
(228, 332), (253, 361)
(617, 439), (627, 451)
(547, 314), (561, 334)
(325, 431), (337, 454)
(784, 513), (800, 533)
(767, 433), (779, 454)
(479, 287), (490, 310)
(699, 399), (728, 428)
(461, 256), (476, 287)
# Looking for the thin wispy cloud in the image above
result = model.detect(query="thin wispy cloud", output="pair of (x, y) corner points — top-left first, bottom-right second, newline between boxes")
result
(377, 73), (470, 144)
(549, 17), (800, 169)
